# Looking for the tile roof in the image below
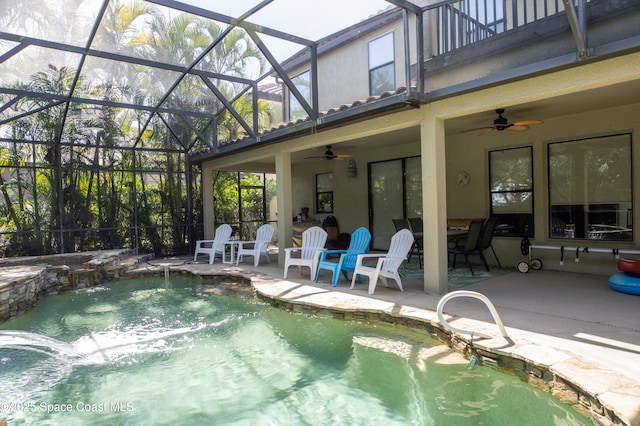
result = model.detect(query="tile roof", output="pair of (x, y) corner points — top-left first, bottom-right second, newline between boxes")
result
(256, 83), (283, 101)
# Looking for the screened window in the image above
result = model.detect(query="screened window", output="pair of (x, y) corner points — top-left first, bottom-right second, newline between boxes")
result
(289, 70), (311, 121)
(548, 134), (632, 241)
(489, 146), (533, 237)
(316, 173), (333, 213)
(368, 32), (395, 96)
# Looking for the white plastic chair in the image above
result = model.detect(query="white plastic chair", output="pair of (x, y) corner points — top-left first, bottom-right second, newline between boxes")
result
(350, 228), (414, 294)
(235, 224), (275, 267)
(283, 226), (328, 279)
(193, 224), (233, 264)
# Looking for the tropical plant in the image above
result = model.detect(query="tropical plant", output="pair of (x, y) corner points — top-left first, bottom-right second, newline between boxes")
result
(0, 0), (274, 257)
(212, 171), (276, 240)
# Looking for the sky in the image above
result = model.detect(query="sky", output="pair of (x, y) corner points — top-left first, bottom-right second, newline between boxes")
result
(184, 0), (392, 60)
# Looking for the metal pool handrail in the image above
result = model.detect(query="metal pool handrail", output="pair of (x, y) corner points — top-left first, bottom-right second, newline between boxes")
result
(437, 290), (510, 340)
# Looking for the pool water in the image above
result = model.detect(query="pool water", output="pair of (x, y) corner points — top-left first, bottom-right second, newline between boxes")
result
(0, 276), (589, 425)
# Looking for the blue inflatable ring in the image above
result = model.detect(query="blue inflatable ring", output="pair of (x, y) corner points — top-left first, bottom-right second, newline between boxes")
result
(608, 272), (640, 296)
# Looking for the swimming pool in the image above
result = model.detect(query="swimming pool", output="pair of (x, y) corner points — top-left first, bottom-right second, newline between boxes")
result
(0, 276), (589, 425)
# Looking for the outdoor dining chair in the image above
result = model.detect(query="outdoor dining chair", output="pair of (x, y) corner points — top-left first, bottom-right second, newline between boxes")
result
(447, 218), (485, 275)
(478, 217), (502, 269)
(350, 228), (414, 294)
(235, 224), (275, 267)
(315, 227), (371, 287)
(408, 217), (423, 233)
(393, 218), (422, 267)
(408, 217), (424, 268)
(392, 218), (411, 232)
(283, 226), (328, 279)
(193, 224), (233, 264)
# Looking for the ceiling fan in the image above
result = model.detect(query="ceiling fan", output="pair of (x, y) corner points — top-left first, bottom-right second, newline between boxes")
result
(304, 145), (352, 161)
(462, 108), (543, 136)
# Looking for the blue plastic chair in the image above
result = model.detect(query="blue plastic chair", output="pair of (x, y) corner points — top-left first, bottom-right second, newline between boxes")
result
(315, 227), (371, 287)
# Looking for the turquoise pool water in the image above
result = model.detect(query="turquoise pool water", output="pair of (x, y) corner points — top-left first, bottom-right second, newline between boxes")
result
(0, 276), (589, 425)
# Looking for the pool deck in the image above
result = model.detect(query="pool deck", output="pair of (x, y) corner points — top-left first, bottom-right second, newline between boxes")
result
(155, 256), (640, 426)
(2, 252), (639, 425)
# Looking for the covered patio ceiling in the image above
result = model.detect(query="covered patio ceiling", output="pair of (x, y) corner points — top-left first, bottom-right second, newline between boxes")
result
(445, 79), (640, 136)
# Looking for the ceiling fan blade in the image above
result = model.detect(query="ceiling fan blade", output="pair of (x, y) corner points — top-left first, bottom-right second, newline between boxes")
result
(478, 128), (495, 136)
(304, 145), (352, 160)
(512, 119), (543, 126)
(461, 126), (493, 134)
(464, 109), (543, 136)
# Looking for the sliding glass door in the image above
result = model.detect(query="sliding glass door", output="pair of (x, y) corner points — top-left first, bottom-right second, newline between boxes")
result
(368, 156), (421, 250)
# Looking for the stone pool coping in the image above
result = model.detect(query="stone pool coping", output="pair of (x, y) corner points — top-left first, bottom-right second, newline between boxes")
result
(1, 254), (638, 425)
(0, 249), (153, 320)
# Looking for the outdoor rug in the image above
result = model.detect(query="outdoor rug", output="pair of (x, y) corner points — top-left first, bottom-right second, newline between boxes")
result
(399, 259), (514, 287)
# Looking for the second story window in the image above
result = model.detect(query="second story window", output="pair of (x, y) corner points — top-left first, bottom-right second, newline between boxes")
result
(368, 32), (395, 96)
(289, 70), (311, 121)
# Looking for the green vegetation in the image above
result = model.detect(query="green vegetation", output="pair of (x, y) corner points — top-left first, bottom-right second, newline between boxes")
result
(212, 172), (277, 241)
(0, 0), (275, 256)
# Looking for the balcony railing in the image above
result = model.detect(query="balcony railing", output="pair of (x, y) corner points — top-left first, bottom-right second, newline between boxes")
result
(428, 0), (582, 56)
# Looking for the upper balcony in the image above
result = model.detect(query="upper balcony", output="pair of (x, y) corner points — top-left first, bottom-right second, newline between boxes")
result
(420, 0), (640, 98)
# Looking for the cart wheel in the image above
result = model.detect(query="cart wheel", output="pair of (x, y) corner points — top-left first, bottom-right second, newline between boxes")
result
(517, 261), (530, 273)
(520, 238), (530, 256)
(530, 258), (543, 270)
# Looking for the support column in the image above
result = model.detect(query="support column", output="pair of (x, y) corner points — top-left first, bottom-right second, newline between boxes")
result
(420, 106), (449, 294)
(275, 151), (293, 265)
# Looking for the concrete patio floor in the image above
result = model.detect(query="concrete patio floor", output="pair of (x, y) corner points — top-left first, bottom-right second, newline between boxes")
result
(151, 254), (640, 426)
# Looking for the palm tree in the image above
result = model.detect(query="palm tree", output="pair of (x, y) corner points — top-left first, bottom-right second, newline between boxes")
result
(96, 0), (158, 51)
(217, 93), (274, 143)
(0, 2), (274, 256)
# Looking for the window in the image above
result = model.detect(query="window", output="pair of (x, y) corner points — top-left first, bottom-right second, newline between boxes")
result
(548, 134), (632, 241)
(289, 70), (311, 121)
(368, 33), (395, 96)
(316, 173), (333, 213)
(489, 146), (533, 237)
